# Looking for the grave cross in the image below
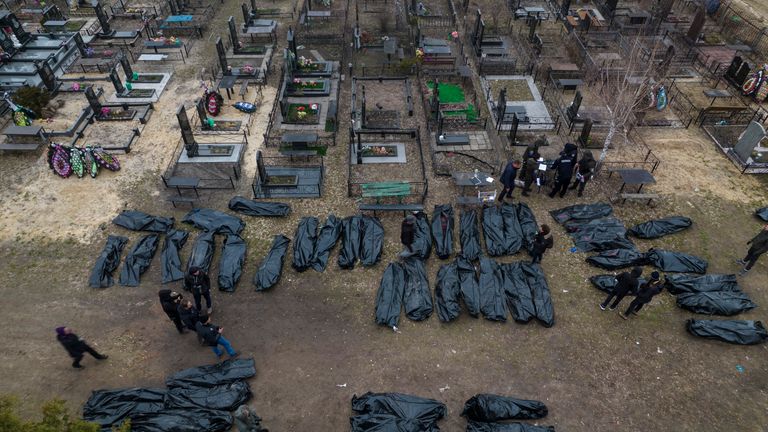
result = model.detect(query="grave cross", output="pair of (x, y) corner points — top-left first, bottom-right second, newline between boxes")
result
(85, 86), (102, 113)
(176, 105), (198, 157)
(109, 67), (126, 94)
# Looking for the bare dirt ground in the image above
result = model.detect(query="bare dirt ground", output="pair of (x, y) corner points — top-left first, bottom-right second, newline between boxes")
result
(1, 0), (768, 431)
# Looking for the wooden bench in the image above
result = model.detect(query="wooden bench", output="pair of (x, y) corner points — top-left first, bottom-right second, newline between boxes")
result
(359, 203), (425, 216)
(361, 182), (411, 203)
(239, 80), (250, 99)
(618, 192), (659, 205)
(168, 196), (197, 208)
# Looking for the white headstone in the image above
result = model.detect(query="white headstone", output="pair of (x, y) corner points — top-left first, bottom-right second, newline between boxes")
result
(734, 121), (767, 162)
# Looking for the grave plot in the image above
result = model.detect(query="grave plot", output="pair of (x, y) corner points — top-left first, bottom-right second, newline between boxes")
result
(468, 8), (533, 76)
(352, 0), (414, 76)
(83, 2), (145, 47)
(421, 77), (493, 151)
(703, 114), (768, 173)
(105, 64), (172, 103)
(348, 129), (428, 204)
(66, 33), (122, 74)
(223, 15), (274, 58)
(162, 105), (248, 194)
(240, 0), (298, 21)
(507, 0), (554, 21)
(214, 35), (272, 83)
(409, 0), (459, 28)
(190, 82), (262, 136)
(109, 0), (168, 20)
(157, 0), (214, 38)
(484, 74), (554, 131)
(252, 149), (324, 199)
(351, 77), (417, 131)
(295, 0), (349, 47)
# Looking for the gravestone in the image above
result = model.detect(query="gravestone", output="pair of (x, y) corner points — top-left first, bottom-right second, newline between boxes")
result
(497, 87), (507, 130)
(85, 86), (102, 113)
(119, 55), (133, 81)
(256, 150), (268, 182)
(560, 0), (571, 18)
(431, 79), (440, 121)
(42, 5), (64, 21)
(605, 0), (618, 14)
(284, 48), (296, 73)
(242, 3), (251, 24)
(73, 32), (87, 56)
(5, 13), (30, 44)
(733, 121), (767, 162)
(726, 56), (743, 82)
(38, 62), (57, 92)
(196, 98), (208, 124)
(361, 85), (367, 127)
(228, 16), (240, 49)
(109, 68), (125, 94)
(567, 91), (582, 121)
(287, 27), (297, 58)
(216, 37), (229, 74)
(655, 0), (674, 26)
(437, 110), (444, 136)
(0, 32), (13, 54)
(508, 113), (518, 144)
(176, 105), (198, 157)
(687, 9), (705, 42)
(734, 62), (751, 87)
(527, 17), (538, 42)
(578, 118), (592, 146)
(94, 3), (113, 35)
(169, 0), (179, 15)
(251, 0), (257, 12)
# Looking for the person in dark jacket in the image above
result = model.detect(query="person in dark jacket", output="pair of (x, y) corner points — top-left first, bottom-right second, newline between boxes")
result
(519, 137), (545, 178)
(177, 299), (200, 332)
(55, 327), (108, 369)
(399, 215), (417, 258)
(737, 225), (768, 275)
(548, 146), (577, 198)
(600, 267), (642, 311)
(498, 160), (521, 201)
(530, 224), (553, 264)
(158, 289), (184, 333)
(520, 153), (540, 197)
(196, 314), (238, 359)
(569, 150), (596, 197)
(620, 271), (663, 319)
(184, 267), (212, 314)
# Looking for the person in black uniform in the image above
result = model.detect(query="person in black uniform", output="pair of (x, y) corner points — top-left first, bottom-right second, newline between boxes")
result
(184, 267), (212, 314)
(177, 299), (200, 332)
(498, 160), (521, 202)
(530, 224), (553, 264)
(569, 150), (596, 197)
(600, 267), (642, 311)
(55, 327), (108, 369)
(620, 271), (663, 319)
(548, 144), (577, 198)
(737, 224), (768, 275)
(158, 289), (184, 333)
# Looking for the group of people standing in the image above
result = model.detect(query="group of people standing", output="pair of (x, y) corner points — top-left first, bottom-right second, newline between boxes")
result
(599, 267), (664, 319)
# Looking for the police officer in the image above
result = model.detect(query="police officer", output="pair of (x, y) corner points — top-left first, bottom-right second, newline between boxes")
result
(548, 144), (577, 198)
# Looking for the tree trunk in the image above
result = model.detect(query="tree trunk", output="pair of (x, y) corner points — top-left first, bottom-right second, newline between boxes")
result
(599, 120), (616, 163)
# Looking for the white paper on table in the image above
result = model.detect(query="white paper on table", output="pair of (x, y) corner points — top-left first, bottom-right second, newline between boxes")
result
(485, 177), (494, 183)
(538, 163), (548, 171)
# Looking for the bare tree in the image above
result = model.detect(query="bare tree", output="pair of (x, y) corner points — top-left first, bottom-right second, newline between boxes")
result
(590, 34), (670, 163)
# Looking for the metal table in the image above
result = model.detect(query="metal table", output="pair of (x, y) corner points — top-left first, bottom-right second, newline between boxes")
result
(453, 171), (494, 196)
(218, 75), (237, 99)
(703, 89), (732, 106)
(615, 168), (655, 193)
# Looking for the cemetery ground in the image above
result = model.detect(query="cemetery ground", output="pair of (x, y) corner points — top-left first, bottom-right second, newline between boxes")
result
(1, 2), (768, 432)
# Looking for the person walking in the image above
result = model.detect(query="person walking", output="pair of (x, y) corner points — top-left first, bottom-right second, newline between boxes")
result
(548, 145), (577, 198)
(196, 314), (238, 360)
(184, 266), (212, 314)
(620, 271), (663, 319)
(158, 289), (184, 334)
(600, 267), (642, 311)
(399, 215), (416, 258)
(737, 225), (768, 275)
(177, 299), (200, 332)
(569, 150), (596, 197)
(498, 160), (521, 202)
(55, 327), (108, 369)
(530, 224), (553, 264)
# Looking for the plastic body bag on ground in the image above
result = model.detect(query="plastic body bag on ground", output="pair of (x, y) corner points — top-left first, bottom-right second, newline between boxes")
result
(461, 394), (548, 421)
(339, 216), (362, 269)
(686, 319), (768, 345)
(517, 203), (540, 254)
(165, 358), (256, 388)
(412, 211), (433, 259)
(483, 204), (524, 256)
(436, 261), (462, 322)
(161, 230), (189, 284)
(502, 262), (554, 327)
(565, 217), (635, 252)
(253, 235), (290, 291)
(83, 388), (167, 428)
(119, 234), (159, 286)
(466, 421), (555, 432)
(375, 262), (406, 328)
(664, 273), (739, 295)
(350, 392), (447, 429)
(187, 232), (215, 274)
(628, 216), (692, 239)
(311, 215), (342, 272)
(586, 249), (648, 270)
(89, 235), (128, 288)
(755, 207), (768, 221)
(478, 257), (507, 322)
(550, 203), (613, 224)
(112, 210), (174, 233)
(165, 381), (252, 411)
(360, 216), (385, 267)
(500, 204), (523, 254)
(350, 414), (438, 432)
(292, 217), (319, 272)
(182, 208), (245, 235)
(227, 196), (291, 217)
(431, 204), (455, 259)
(218, 235), (246, 292)
(125, 408), (232, 432)
(460, 210), (482, 261)
(402, 257), (433, 321)
(646, 248), (707, 274)
(458, 256), (481, 317)
(676, 291), (757, 315)
(589, 274), (644, 295)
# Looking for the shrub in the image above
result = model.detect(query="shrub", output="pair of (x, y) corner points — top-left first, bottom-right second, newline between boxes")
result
(11, 86), (50, 117)
(0, 395), (130, 432)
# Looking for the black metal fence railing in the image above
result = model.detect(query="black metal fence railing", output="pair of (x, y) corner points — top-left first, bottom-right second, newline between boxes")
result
(252, 155), (324, 198)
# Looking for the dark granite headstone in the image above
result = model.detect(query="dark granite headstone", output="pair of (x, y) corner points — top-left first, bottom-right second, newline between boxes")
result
(119, 55), (133, 81)
(85, 86), (102, 113)
(216, 37), (229, 74)
(176, 105), (198, 157)
(508, 113), (519, 143)
(95, 3), (112, 35)
(361, 85), (367, 127)
(726, 56), (743, 82)
(256, 150), (267, 182)
(687, 9), (705, 42)
(38, 62), (56, 92)
(73, 32), (87, 56)
(578, 118), (592, 146)
(242, 3), (251, 24)
(561, 0), (571, 18)
(567, 91), (582, 121)
(734, 62), (751, 87)
(287, 27), (297, 58)
(228, 16), (240, 49)
(109, 68), (125, 94)
(497, 87), (507, 128)
(169, 0), (179, 15)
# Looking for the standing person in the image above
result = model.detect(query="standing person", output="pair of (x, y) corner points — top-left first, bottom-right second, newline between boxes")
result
(184, 267), (212, 314)
(498, 160), (521, 202)
(177, 299), (200, 332)
(158, 289), (184, 334)
(520, 152), (540, 197)
(196, 314), (238, 360)
(620, 271), (663, 319)
(548, 146), (577, 198)
(599, 267), (642, 311)
(736, 225), (768, 275)
(400, 215), (416, 258)
(55, 327), (108, 369)
(530, 224), (554, 264)
(519, 136), (545, 177)
(569, 150), (596, 197)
